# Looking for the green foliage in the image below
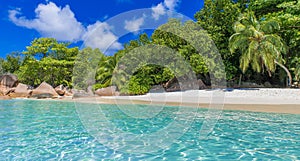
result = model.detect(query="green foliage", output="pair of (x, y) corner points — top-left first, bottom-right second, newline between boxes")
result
(95, 52), (122, 89)
(291, 57), (300, 81)
(39, 57), (74, 87)
(121, 75), (151, 95)
(256, 1), (300, 49)
(152, 19), (211, 76)
(16, 56), (41, 86)
(107, 33), (179, 94)
(15, 37), (79, 87)
(92, 83), (107, 90)
(0, 52), (22, 74)
(224, 61), (239, 80)
(3, 1), (299, 90)
(194, 0), (242, 80)
(189, 54), (209, 74)
(119, 65), (174, 95)
(16, 56), (74, 87)
(249, 0), (300, 80)
(229, 11), (286, 73)
(229, 11), (292, 86)
(73, 47), (104, 89)
(23, 38), (75, 58)
(249, 0), (295, 17)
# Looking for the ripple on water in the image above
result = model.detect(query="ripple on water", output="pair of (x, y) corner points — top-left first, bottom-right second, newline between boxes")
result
(0, 100), (299, 160)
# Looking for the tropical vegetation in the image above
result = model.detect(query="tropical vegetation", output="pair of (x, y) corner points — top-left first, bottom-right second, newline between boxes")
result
(0, 0), (299, 94)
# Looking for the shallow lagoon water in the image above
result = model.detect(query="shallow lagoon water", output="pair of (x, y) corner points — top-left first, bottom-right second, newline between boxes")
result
(0, 99), (299, 160)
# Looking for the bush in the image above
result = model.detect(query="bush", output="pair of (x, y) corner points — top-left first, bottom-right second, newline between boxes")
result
(120, 75), (151, 95)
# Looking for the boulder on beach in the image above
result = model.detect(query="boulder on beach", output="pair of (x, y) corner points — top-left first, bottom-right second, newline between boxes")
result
(198, 79), (207, 89)
(163, 77), (205, 92)
(55, 85), (65, 96)
(291, 82), (300, 88)
(72, 89), (92, 98)
(0, 74), (19, 88)
(31, 82), (59, 98)
(55, 85), (74, 97)
(95, 86), (119, 96)
(0, 85), (14, 96)
(64, 90), (73, 96)
(240, 82), (264, 88)
(149, 85), (166, 93)
(9, 83), (32, 98)
(0, 74), (19, 96)
(0, 95), (11, 100)
(264, 81), (272, 88)
(32, 93), (54, 99)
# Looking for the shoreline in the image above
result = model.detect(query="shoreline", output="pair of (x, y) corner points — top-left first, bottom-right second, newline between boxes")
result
(4, 88), (300, 115)
(71, 88), (300, 114)
(72, 97), (300, 114)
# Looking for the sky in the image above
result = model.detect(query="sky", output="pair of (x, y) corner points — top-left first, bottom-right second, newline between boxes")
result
(0, 0), (204, 57)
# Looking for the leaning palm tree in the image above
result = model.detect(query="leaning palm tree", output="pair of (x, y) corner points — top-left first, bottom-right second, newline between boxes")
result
(229, 11), (292, 86)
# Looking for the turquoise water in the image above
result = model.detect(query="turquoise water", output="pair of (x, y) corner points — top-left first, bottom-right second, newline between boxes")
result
(0, 100), (299, 160)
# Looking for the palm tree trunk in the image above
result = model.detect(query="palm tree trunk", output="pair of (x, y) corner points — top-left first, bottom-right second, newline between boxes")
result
(238, 74), (242, 87)
(275, 60), (292, 87)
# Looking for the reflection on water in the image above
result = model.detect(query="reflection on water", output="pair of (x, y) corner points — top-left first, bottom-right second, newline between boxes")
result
(0, 100), (299, 160)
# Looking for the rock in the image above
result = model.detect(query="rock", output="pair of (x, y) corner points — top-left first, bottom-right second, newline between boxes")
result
(291, 82), (299, 88)
(264, 81), (272, 88)
(72, 93), (92, 98)
(149, 85), (166, 93)
(240, 82), (264, 88)
(198, 79), (207, 89)
(114, 91), (120, 96)
(0, 74), (18, 95)
(55, 85), (65, 96)
(95, 86), (118, 96)
(55, 85), (73, 97)
(163, 77), (181, 92)
(0, 74), (18, 88)
(64, 91), (73, 96)
(0, 85), (14, 96)
(31, 82), (59, 98)
(0, 95), (11, 100)
(33, 93), (54, 99)
(9, 83), (32, 98)
(163, 77), (203, 92)
(71, 89), (92, 98)
(87, 85), (94, 95)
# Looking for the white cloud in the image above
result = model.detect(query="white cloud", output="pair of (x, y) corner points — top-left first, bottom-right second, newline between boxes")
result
(151, 0), (180, 20)
(8, 2), (85, 42)
(9, 1), (123, 54)
(124, 16), (144, 33)
(151, 3), (166, 20)
(82, 21), (122, 52)
(164, 0), (180, 11)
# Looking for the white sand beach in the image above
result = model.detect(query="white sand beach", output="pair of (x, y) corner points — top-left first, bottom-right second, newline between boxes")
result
(73, 88), (300, 114)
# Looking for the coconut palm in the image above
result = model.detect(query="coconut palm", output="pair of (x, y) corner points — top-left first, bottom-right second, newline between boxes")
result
(96, 52), (123, 87)
(229, 11), (292, 86)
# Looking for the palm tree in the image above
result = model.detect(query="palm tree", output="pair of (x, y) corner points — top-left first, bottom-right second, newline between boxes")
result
(96, 53), (122, 87)
(229, 11), (292, 86)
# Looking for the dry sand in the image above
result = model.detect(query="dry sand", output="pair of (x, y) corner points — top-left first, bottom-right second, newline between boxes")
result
(72, 88), (300, 114)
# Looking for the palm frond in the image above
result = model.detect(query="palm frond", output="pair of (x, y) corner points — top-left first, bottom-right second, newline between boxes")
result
(261, 20), (280, 34)
(229, 33), (249, 53)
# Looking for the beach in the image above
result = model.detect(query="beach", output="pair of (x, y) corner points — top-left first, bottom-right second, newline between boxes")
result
(72, 88), (300, 114)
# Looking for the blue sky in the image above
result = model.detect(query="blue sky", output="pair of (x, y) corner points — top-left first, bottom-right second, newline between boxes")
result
(0, 0), (204, 57)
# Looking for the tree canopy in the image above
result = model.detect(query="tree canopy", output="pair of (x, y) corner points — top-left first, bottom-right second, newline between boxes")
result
(0, 0), (299, 93)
